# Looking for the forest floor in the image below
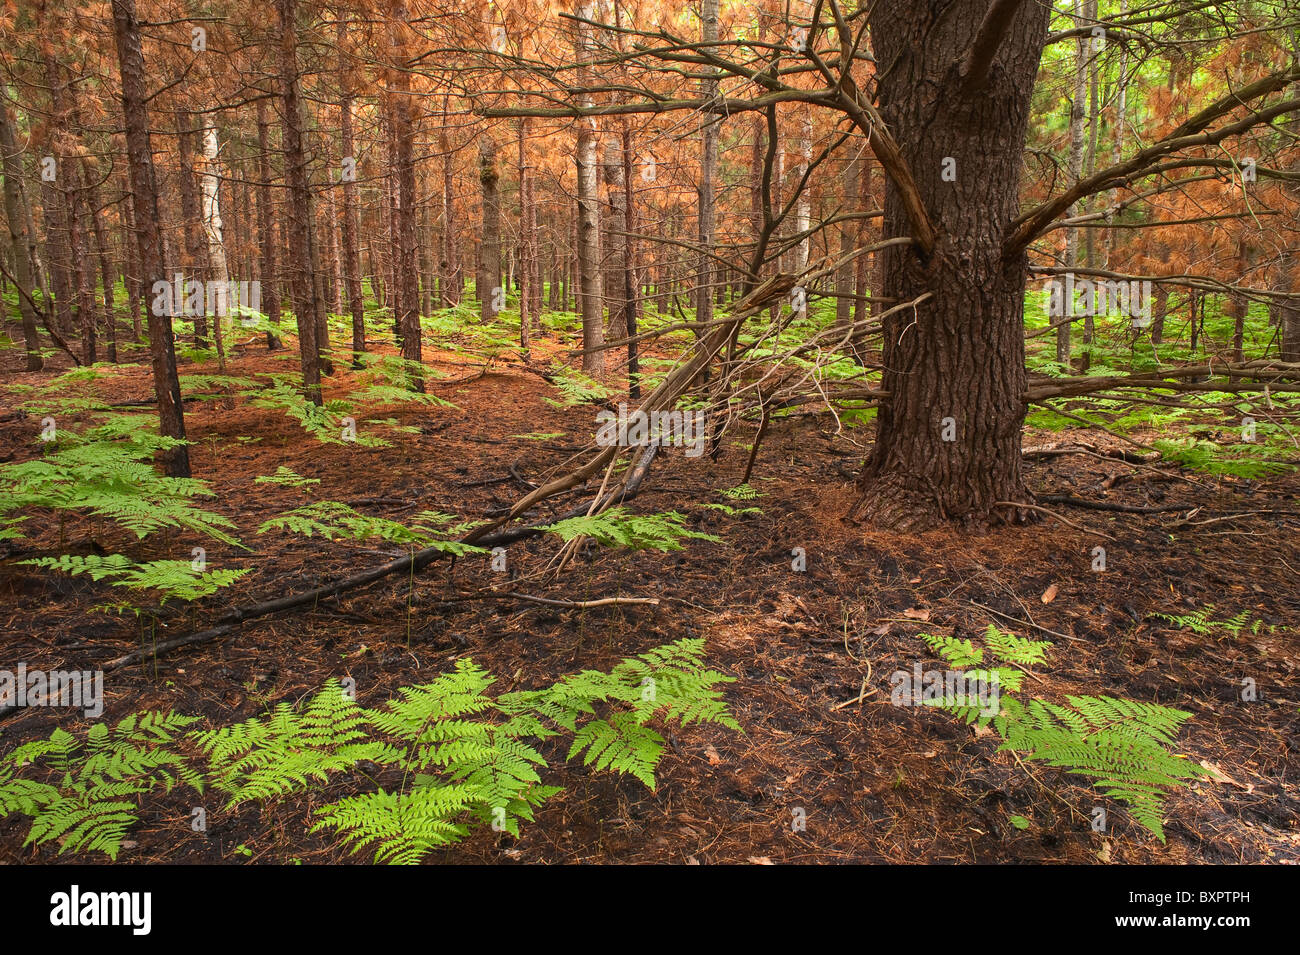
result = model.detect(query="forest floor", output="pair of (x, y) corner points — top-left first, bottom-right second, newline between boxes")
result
(1, 330), (1298, 864)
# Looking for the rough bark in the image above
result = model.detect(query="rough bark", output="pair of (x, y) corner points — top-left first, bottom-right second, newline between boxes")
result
(854, 0), (1047, 528)
(602, 134), (629, 340)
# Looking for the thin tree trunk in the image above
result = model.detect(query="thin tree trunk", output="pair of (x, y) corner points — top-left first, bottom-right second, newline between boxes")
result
(389, 0), (422, 389)
(517, 119), (533, 347)
(1058, 0), (1088, 366)
(176, 114), (209, 350)
(695, 0), (719, 331)
(276, 0), (323, 404)
(478, 133), (500, 325)
(111, 0), (190, 476)
(255, 98), (282, 350)
(603, 134), (628, 340)
(574, 4), (604, 374)
(622, 121), (639, 397)
(338, 17), (366, 365)
(200, 123), (231, 375)
(0, 99), (43, 369)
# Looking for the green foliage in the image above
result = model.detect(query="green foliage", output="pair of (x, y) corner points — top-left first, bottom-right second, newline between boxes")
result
(253, 466), (320, 488)
(1150, 606), (1268, 639)
(20, 553), (249, 604)
(1152, 438), (1294, 479)
(544, 365), (617, 406)
(697, 502), (762, 517)
(257, 501), (485, 557)
(197, 682), (392, 806)
(196, 637), (737, 864)
(178, 374), (258, 400)
(995, 695), (1203, 842)
(420, 302), (521, 361)
(0, 415), (241, 547)
(0, 640), (736, 863)
(540, 506), (722, 552)
(350, 354), (456, 409)
(10, 366), (116, 416)
(0, 711), (201, 860)
(918, 625), (1204, 841)
(246, 374), (389, 447)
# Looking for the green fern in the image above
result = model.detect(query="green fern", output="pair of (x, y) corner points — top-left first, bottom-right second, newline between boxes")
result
(543, 365), (617, 407)
(208, 638), (736, 863)
(995, 696), (1203, 841)
(1151, 606), (1267, 638)
(20, 554), (250, 604)
(311, 784), (480, 864)
(247, 374), (389, 447)
(195, 682), (392, 806)
(257, 501), (486, 557)
(540, 507), (722, 552)
(918, 625), (1204, 841)
(0, 415), (242, 547)
(253, 466), (320, 488)
(1153, 438), (1294, 479)
(0, 711), (201, 860)
(697, 502), (763, 517)
(0, 640), (737, 864)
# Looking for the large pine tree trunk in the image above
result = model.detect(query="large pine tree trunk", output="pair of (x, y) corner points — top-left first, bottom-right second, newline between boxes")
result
(111, 0), (189, 476)
(854, 0), (1047, 529)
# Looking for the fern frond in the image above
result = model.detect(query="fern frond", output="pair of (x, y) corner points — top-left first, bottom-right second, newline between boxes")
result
(540, 507), (722, 553)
